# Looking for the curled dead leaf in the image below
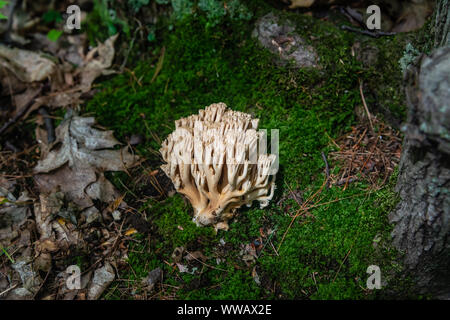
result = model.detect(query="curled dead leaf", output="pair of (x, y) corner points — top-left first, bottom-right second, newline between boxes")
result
(35, 239), (59, 253)
(34, 112), (138, 209)
(0, 45), (56, 82)
(78, 34), (118, 92)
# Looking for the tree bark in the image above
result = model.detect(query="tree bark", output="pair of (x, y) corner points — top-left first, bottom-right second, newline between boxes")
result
(389, 43), (450, 296)
(432, 0), (449, 48)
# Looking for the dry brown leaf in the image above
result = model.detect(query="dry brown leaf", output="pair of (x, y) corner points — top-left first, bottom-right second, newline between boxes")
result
(77, 34), (118, 92)
(286, 0), (315, 8)
(0, 190), (31, 235)
(185, 251), (208, 262)
(35, 238), (59, 253)
(124, 228), (137, 236)
(34, 91), (82, 109)
(0, 45), (56, 82)
(12, 86), (42, 116)
(34, 113), (138, 209)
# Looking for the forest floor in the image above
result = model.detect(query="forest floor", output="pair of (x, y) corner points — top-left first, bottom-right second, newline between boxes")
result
(0, 0), (433, 299)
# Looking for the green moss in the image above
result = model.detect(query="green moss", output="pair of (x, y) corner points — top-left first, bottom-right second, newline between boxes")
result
(88, 8), (413, 299)
(414, 16), (436, 55)
(84, 0), (130, 44)
(128, 0), (150, 13)
(149, 195), (216, 249)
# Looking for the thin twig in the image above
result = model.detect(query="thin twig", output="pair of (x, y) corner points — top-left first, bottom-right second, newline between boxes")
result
(0, 88), (42, 135)
(38, 107), (56, 143)
(321, 151), (330, 189)
(333, 248), (352, 283)
(270, 240), (279, 256)
(33, 268), (52, 299)
(332, 191), (373, 282)
(185, 251), (228, 273)
(341, 25), (396, 38)
(359, 79), (374, 133)
(0, 283), (18, 298)
(278, 178), (327, 252)
(339, 6), (365, 28)
(257, 227), (278, 258)
(120, 20), (143, 72)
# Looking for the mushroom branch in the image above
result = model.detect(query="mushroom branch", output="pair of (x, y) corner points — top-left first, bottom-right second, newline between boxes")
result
(160, 103), (277, 231)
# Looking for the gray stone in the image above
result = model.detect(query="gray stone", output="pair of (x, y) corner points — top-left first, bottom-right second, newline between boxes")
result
(87, 262), (115, 300)
(82, 206), (100, 224)
(252, 13), (319, 68)
(141, 267), (162, 291)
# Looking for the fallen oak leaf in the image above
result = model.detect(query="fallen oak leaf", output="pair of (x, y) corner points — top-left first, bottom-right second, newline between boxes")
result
(1, 34), (119, 131)
(34, 111), (138, 209)
(0, 45), (56, 82)
(77, 34), (119, 92)
(33, 90), (82, 109)
(12, 86), (43, 117)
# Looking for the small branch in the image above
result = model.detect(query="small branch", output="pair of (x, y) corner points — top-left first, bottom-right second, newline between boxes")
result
(120, 20), (143, 72)
(359, 79), (375, 133)
(278, 178), (327, 252)
(32, 268), (52, 299)
(185, 251), (228, 273)
(4, 141), (19, 153)
(38, 107), (56, 144)
(339, 6), (365, 29)
(341, 25), (396, 38)
(0, 283), (18, 298)
(332, 248), (352, 283)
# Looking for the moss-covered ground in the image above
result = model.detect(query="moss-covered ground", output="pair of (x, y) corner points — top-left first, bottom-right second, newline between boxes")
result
(84, 2), (419, 299)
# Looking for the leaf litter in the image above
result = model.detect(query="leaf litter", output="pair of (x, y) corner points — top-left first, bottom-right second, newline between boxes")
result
(0, 34), (118, 137)
(1, 110), (140, 299)
(0, 10), (141, 298)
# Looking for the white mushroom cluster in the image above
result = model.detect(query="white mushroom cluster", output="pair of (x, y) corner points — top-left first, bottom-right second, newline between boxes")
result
(160, 103), (277, 231)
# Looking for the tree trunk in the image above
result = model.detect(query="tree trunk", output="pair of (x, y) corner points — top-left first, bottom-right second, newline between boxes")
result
(432, 0), (449, 48)
(389, 35), (450, 297)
